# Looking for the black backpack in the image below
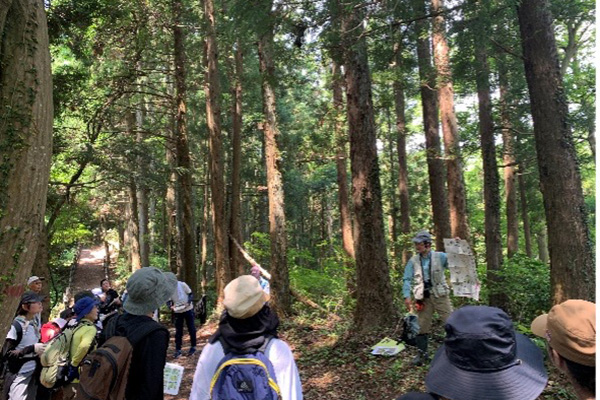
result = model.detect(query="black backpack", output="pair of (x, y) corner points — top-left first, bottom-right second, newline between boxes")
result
(0, 321), (24, 381)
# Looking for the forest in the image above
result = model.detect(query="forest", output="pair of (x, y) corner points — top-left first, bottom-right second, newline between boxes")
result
(0, 0), (595, 398)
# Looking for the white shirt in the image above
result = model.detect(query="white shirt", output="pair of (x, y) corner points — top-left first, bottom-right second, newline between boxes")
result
(190, 339), (303, 400)
(170, 281), (193, 313)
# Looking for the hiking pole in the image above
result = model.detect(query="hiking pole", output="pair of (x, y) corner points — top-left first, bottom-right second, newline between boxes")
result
(229, 235), (272, 280)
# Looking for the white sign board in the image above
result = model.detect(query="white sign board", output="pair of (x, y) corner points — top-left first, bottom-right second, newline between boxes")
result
(444, 238), (480, 301)
(164, 362), (184, 395)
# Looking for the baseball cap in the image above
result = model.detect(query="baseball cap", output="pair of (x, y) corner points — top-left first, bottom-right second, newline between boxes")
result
(27, 276), (44, 285)
(531, 299), (595, 367)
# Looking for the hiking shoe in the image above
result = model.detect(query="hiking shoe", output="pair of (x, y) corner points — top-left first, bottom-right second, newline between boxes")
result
(410, 351), (430, 366)
(187, 347), (196, 356)
(173, 350), (182, 359)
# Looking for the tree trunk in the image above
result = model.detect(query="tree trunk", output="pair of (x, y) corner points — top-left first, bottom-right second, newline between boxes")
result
(0, 0), (53, 336)
(166, 78), (178, 275)
(136, 106), (150, 268)
(204, 0), (230, 300)
(340, 1), (394, 330)
(431, 0), (470, 241)
(517, 0), (594, 303)
(413, 0), (450, 251)
(128, 181), (142, 271)
(200, 172), (210, 291)
(332, 60), (356, 296)
(517, 168), (533, 257)
(229, 42), (244, 278)
(173, 0), (197, 291)
(257, 4), (291, 315)
(393, 45), (411, 266)
(498, 62), (519, 258)
(537, 228), (549, 264)
(474, 0), (503, 308)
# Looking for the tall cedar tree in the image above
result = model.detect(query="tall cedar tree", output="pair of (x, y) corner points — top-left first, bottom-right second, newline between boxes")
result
(173, 0), (197, 290)
(393, 41), (411, 265)
(473, 0), (504, 308)
(340, 0), (394, 330)
(0, 0), (53, 335)
(257, 0), (291, 315)
(229, 42), (244, 277)
(413, 0), (450, 251)
(332, 60), (356, 296)
(516, 0), (594, 302)
(204, 0), (231, 301)
(431, 0), (470, 241)
(126, 109), (142, 271)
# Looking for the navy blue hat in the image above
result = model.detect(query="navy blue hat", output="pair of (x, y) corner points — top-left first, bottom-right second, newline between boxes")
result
(74, 296), (99, 321)
(425, 306), (547, 400)
(20, 291), (44, 304)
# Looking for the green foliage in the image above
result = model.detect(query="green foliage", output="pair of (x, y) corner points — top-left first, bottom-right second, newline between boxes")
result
(493, 254), (551, 324)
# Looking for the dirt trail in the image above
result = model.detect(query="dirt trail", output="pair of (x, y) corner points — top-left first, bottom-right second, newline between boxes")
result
(71, 246), (107, 295)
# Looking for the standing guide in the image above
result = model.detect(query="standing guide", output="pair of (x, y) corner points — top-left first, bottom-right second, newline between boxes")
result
(402, 231), (453, 366)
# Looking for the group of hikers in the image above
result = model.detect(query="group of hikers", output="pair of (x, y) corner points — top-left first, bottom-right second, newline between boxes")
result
(0, 230), (596, 400)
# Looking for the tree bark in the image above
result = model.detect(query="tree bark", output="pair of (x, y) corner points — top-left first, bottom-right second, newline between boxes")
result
(135, 105), (150, 268)
(413, 0), (450, 251)
(393, 44), (411, 266)
(257, 2), (291, 315)
(517, 167), (533, 257)
(0, 0), (53, 335)
(537, 228), (549, 264)
(173, 0), (197, 291)
(431, 0), (470, 241)
(474, 0), (503, 308)
(229, 42), (244, 278)
(127, 180), (142, 271)
(517, 0), (594, 303)
(340, 0), (394, 330)
(498, 62), (519, 258)
(204, 0), (230, 300)
(332, 60), (356, 296)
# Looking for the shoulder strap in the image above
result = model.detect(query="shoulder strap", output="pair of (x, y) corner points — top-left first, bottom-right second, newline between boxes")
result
(12, 320), (23, 346)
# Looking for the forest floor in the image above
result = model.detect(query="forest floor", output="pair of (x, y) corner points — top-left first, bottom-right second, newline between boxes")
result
(75, 247), (575, 400)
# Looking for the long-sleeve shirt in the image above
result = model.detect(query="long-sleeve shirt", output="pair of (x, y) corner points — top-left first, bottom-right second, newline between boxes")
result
(190, 339), (303, 400)
(402, 251), (448, 299)
(69, 320), (97, 367)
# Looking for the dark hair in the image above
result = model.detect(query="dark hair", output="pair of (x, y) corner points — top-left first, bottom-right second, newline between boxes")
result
(564, 356), (595, 394)
(100, 279), (109, 286)
(74, 290), (95, 302)
(17, 302), (32, 316)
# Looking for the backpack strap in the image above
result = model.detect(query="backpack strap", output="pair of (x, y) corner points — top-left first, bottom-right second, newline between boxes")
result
(12, 321), (23, 347)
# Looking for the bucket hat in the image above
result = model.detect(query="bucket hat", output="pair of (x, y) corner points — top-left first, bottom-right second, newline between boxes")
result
(74, 296), (99, 321)
(123, 267), (177, 316)
(425, 306), (547, 400)
(223, 275), (269, 319)
(531, 299), (595, 367)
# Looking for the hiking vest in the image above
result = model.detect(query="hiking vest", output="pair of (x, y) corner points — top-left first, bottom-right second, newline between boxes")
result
(411, 252), (449, 299)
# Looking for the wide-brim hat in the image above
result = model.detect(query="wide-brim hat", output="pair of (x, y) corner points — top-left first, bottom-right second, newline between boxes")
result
(425, 306), (547, 400)
(412, 230), (432, 243)
(124, 267), (178, 316)
(223, 275), (269, 319)
(531, 299), (595, 367)
(74, 296), (100, 321)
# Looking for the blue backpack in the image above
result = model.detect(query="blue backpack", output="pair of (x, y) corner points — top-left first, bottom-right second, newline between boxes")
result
(210, 337), (281, 400)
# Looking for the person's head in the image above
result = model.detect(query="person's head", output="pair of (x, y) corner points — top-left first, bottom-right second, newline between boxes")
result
(18, 291), (44, 317)
(396, 393), (439, 400)
(100, 279), (111, 292)
(27, 276), (44, 293)
(531, 299), (595, 396)
(123, 267), (177, 316)
(223, 275), (269, 319)
(425, 306), (547, 400)
(412, 231), (432, 255)
(74, 296), (99, 322)
(250, 265), (261, 280)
